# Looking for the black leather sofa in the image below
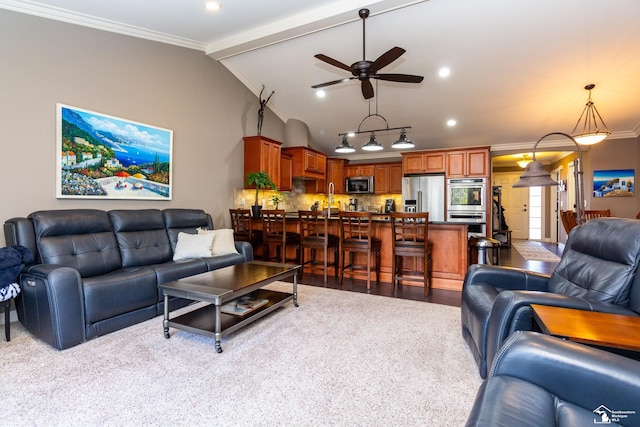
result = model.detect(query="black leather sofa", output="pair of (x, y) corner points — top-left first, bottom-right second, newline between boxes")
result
(466, 331), (640, 427)
(4, 208), (253, 350)
(461, 217), (640, 378)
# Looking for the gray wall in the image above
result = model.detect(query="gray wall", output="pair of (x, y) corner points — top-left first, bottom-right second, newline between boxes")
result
(0, 10), (285, 245)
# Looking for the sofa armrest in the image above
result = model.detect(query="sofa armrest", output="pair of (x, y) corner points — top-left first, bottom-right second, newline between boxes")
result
(485, 290), (596, 369)
(463, 264), (550, 292)
(235, 241), (254, 262)
(491, 331), (640, 422)
(16, 264), (85, 350)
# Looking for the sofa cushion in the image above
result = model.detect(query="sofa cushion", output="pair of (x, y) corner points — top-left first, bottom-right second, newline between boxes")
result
(30, 210), (121, 278)
(163, 209), (213, 249)
(83, 266), (158, 324)
(548, 218), (640, 306)
(109, 209), (173, 268)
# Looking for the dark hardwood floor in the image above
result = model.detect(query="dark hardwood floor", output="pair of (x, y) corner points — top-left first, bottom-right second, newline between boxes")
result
(292, 239), (564, 308)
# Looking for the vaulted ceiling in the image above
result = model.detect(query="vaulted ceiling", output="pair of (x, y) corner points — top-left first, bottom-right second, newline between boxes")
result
(3, 0), (640, 165)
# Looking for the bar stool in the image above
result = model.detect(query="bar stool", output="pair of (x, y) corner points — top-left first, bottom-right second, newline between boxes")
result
(298, 210), (339, 283)
(260, 209), (301, 264)
(338, 211), (381, 290)
(390, 212), (432, 296)
(229, 208), (263, 258)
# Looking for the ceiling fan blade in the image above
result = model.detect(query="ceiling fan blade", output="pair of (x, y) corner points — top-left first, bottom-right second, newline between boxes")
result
(314, 54), (352, 72)
(311, 77), (355, 89)
(361, 79), (374, 99)
(373, 73), (424, 83)
(371, 47), (405, 71)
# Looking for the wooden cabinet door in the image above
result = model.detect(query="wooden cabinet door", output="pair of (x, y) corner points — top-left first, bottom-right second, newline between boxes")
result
(304, 150), (317, 172)
(280, 153), (292, 191)
(267, 142), (281, 186)
(327, 159), (346, 193)
(374, 164), (390, 194)
(243, 136), (282, 188)
(389, 163), (403, 193)
(424, 153), (445, 173)
(360, 165), (375, 176)
(446, 151), (466, 177)
(466, 149), (489, 176)
(403, 153), (424, 174)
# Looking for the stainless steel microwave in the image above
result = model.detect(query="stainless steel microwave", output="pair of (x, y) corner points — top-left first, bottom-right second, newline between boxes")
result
(346, 176), (374, 194)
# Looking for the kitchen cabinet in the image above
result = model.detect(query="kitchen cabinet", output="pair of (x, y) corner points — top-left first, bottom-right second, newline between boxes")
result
(374, 164), (390, 194)
(446, 148), (489, 177)
(280, 152), (293, 191)
(243, 136), (281, 189)
(282, 147), (327, 180)
(327, 158), (347, 194)
(346, 164), (375, 177)
(402, 152), (445, 175)
(389, 163), (403, 193)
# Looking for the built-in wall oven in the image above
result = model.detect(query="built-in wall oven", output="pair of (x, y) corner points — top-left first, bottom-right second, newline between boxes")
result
(447, 178), (487, 237)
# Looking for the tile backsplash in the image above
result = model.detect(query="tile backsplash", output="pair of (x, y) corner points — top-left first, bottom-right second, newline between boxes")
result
(233, 180), (402, 213)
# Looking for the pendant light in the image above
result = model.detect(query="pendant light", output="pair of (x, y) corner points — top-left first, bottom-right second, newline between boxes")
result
(392, 128), (415, 149)
(335, 135), (355, 153)
(571, 84), (610, 145)
(517, 154), (532, 169)
(361, 132), (383, 151)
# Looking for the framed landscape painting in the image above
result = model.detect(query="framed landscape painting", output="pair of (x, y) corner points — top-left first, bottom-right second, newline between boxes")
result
(592, 169), (634, 198)
(56, 104), (173, 200)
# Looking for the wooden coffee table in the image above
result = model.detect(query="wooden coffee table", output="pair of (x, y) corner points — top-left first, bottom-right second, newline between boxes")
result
(159, 261), (300, 353)
(531, 304), (640, 353)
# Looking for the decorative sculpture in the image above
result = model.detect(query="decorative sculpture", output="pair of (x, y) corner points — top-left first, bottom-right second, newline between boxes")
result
(257, 85), (274, 135)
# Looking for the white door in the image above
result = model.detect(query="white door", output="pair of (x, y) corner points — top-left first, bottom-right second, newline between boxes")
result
(493, 173), (529, 239)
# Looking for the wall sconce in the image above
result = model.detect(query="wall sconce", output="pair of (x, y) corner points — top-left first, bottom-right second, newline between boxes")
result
(513, 132), (584, 225)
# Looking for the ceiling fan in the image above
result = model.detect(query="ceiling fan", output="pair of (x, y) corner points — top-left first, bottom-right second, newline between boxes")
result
(311, 8), (424, 100)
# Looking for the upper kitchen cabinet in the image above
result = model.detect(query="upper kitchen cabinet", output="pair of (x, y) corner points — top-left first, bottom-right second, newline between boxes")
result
(281, 147), (327, 180)
(346, 164), (375, 177)
(243, 136), (281, 189)
(445, 147), (490, 178)
(327, 158), (347, 194)
(402, 152), (445, 175)
(374, 162), (403, 194)
(280, 151), (293, 191)
(389, 163), (403, 193)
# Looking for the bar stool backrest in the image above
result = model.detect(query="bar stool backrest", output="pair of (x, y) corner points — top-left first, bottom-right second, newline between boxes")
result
(390, 212), (429, 251)
(338, 211), (373, 243)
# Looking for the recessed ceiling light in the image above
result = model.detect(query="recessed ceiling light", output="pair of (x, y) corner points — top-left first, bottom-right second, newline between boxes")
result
(447, 119), (457, 127)
(438, 67), (451, 78)
(315, 90), (326, 98)
(204, 2), (221, 12)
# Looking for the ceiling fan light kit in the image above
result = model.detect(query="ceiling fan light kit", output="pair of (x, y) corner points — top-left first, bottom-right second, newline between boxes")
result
(571, 83), (610, 145)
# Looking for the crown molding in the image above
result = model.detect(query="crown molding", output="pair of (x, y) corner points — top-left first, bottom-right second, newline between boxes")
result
(0, 0), (207, 51)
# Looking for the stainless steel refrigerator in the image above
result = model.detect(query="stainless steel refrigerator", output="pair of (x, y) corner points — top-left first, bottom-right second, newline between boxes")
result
(401, 175), (445, 221)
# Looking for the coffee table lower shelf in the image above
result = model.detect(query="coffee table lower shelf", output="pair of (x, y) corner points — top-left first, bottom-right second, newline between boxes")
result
(166, 289), (293, 349)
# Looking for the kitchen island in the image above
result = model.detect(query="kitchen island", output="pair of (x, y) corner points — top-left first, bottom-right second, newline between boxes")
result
(250, 214), (469, 291)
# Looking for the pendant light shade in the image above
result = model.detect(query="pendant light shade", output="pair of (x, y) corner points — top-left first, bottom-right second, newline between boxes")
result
(335, 135), (355, 153)
(392, 128), (415, 149)
(571, 84), (610, 145)
(361, 132), (383, 151)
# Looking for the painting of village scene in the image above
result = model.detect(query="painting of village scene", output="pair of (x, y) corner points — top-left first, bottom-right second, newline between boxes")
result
(592, 169), (634, 198)
(56, 104), (172, 200)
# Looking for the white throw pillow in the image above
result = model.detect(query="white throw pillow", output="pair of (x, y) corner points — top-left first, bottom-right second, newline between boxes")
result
(198, 228), (239, 256)
(172, 232), (215, 261)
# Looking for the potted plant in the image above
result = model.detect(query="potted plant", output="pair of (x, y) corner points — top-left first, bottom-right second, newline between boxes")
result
(245, 170), (277, 218)
(270, 192), (285, 209)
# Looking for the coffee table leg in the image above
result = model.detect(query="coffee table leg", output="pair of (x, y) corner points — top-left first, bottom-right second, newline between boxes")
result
(293, 272), (299, 307)
(215, 303), (223, 353)
(163, 294), (170, 339)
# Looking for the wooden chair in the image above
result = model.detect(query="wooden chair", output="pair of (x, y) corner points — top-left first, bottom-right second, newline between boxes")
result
(229, 208), (263, 258)
(390, 212), (432, 296)
(584, 209), (611, 221)
(560, 210), (578, 235)
(338, 211), (381, 290)
(298, 210), (339, 283)
(260, 209), (300, 264)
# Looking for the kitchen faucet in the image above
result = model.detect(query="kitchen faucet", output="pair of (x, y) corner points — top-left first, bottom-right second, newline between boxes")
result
(328, 182), (335, 212)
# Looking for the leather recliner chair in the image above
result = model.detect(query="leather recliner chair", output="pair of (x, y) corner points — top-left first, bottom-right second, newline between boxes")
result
(461, 218), (640, 378)
(465, 331), (640, 427)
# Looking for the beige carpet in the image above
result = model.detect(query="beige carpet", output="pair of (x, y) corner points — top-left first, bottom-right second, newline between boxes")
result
(512, 241), (561, 262)
(3, 282), (482, 426)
